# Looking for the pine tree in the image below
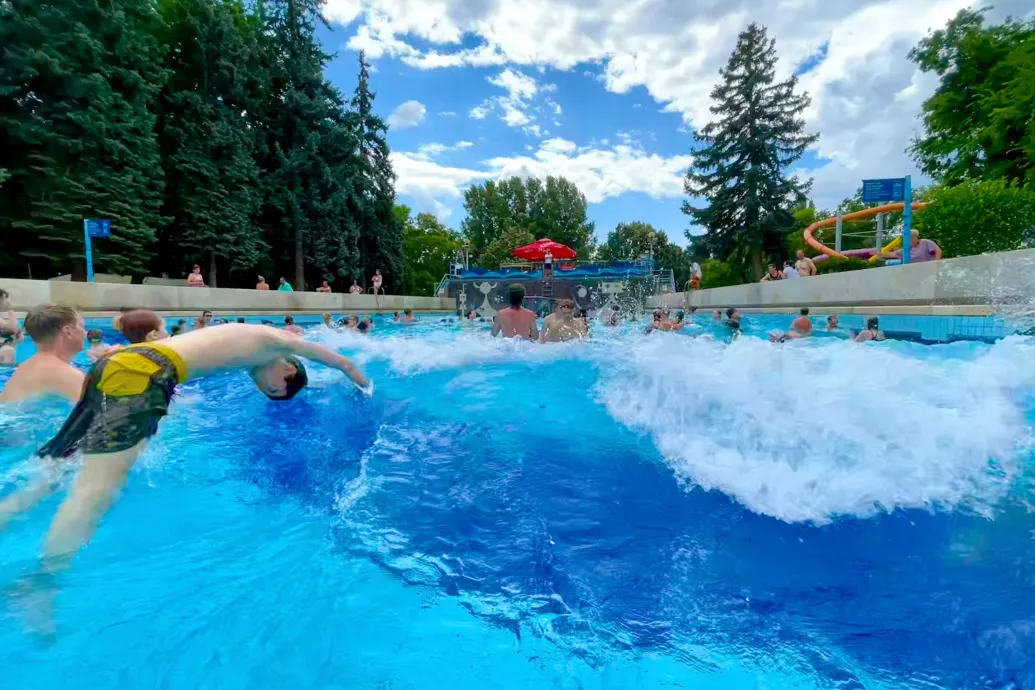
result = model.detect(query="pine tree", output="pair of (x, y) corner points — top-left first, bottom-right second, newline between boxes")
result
(0, 0), (168, 278)
(682, 23), (818, 279)
(156, 0), (266, 287)
(352, 52), (404, 292)
(258, 0), (363, 290)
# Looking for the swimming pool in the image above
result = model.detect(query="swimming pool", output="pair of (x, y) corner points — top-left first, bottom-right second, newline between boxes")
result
(2, 313), (1034, 689)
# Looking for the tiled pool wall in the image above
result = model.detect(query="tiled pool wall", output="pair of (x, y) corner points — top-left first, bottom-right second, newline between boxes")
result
(80, 312), (1015, 344)
(816, 314), (1010, 344)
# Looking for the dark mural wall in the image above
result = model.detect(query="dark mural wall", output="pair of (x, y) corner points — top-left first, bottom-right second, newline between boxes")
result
(447, 276), (665, 318)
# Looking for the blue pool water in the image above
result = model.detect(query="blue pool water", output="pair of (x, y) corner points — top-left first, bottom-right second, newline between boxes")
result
(2, 313), (1035, 689)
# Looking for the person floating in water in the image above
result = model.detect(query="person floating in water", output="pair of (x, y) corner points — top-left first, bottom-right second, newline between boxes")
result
(0, 319), (371, 582)
(0, 331), (23, 366)
(85, 330), (113, 363)
(540, 299), (587, 342)
(0, 288), (20, 337)
(491, 284), (538, 340)
(855, 316), (886, 343)
(284, 315), (304, 335)
(397, 309), (417, 324)
(826, 314), (840, 331)
(769, 307), (812, 342)
(0, 305), (86, 403)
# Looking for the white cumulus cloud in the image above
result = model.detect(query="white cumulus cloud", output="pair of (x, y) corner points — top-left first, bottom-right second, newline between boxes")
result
(386, 100), (427, 129)
(392, 136), (692, 219)
(330, 0), (988, 211)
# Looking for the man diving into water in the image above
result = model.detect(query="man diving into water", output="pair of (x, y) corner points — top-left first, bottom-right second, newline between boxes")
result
(0, 319), (372, 579)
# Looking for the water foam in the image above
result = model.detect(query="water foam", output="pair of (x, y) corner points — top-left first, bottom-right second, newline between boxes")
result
(314, 326), (593, 375)
(597, 334), (1034, 523)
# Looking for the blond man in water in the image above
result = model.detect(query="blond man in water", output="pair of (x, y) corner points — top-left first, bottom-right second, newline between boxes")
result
(0, 318), (371, 585)
(540, 299), (588, 342)
(0, 305), (86, 403)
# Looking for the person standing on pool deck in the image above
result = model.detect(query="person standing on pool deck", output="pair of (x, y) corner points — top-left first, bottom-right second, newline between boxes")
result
(0, 320), (371, 577)
(0, 305), (86, 403)
(492, 284), (539, 340)
(256, 275), (269, 291)
(278, 277), (293, 292)
(794, 250), (817, 277)
(371, 269), (383, 294)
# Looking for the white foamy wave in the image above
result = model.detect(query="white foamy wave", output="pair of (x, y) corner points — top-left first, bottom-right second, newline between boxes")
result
(597, 334), (1035, 523)
(314, 327), (590, 375)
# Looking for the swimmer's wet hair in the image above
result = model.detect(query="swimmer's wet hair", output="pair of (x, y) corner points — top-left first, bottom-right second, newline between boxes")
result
(25, 305), (81, 343)
(119, 309), (163, 343)
(508, 284), (525, 306)
(268, 356), (308, 401)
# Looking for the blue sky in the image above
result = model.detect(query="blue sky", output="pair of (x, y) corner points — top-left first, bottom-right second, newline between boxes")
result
(312, 0), (986, 249)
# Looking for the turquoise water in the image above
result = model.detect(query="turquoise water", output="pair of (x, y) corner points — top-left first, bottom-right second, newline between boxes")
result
(1, 313), (1034, 689)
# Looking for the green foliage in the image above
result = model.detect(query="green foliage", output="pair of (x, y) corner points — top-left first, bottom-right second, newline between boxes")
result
(155, 0), (265, 287)
(401, 212), (463, 296)
(461, 176), (595, 260)
(352, 51), (404, 292)
(0, 0), (400, 288)
(478, 227), (536, 269)
(0, 0), (169, 278)
(913, 180), (1035, 258)
(910, 9), (1035, 186)
(683, 23), (818, 280)
(598, 221), (697, 286)
(814, 257), (871, 274)
(698, 258), (744, 290)
(597, 221), (663, 262)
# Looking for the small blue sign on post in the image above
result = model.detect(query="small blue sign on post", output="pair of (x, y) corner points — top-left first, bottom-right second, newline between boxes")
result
(83, 218), (111, 282)
(861, 177), (913, 263)
(861, 178), (906, 203)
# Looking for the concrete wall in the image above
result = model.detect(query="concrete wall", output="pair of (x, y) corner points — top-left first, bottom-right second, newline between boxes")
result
(0, 278), (454, 315)
(650, 249), (1035, 315)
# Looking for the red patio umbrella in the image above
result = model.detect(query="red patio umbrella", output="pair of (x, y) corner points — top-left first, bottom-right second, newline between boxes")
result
(512, 238), (577, 261)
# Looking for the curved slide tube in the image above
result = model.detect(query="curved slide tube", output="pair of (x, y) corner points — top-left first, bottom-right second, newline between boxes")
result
(803, 201), (928, 261)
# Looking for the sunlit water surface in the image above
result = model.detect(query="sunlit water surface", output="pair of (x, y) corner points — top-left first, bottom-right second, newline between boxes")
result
(1, 314), (1034, 689)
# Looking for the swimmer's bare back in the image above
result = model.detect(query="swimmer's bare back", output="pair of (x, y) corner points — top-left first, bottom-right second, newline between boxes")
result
(0, 355), (84, 403)
(493, 307), (539, 339)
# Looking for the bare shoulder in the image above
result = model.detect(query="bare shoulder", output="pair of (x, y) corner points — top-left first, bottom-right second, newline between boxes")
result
(0, 356), (83, 402)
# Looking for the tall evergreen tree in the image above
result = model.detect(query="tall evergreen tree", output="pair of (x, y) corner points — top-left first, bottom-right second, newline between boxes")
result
(351, 52), (404, 291)
(256, 0), (361, 289)
(682, 23), (817, 279)
(155, 0), (266, 287)
(0, 0), (168, 278)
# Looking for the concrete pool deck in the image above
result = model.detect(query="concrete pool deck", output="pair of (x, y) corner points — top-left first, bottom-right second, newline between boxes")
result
(650, 249), (1035, 315)
(0, 278), (455, 317)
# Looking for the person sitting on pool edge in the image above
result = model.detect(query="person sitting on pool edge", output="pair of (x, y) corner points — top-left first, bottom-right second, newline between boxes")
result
(0, 305), (87, 403)
(0, 318), (372, 576)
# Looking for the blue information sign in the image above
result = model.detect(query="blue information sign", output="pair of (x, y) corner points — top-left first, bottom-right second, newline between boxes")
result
(86, 218), (111, 238)
(83, 218), (111, 282)
(861, 178), (906, 203)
